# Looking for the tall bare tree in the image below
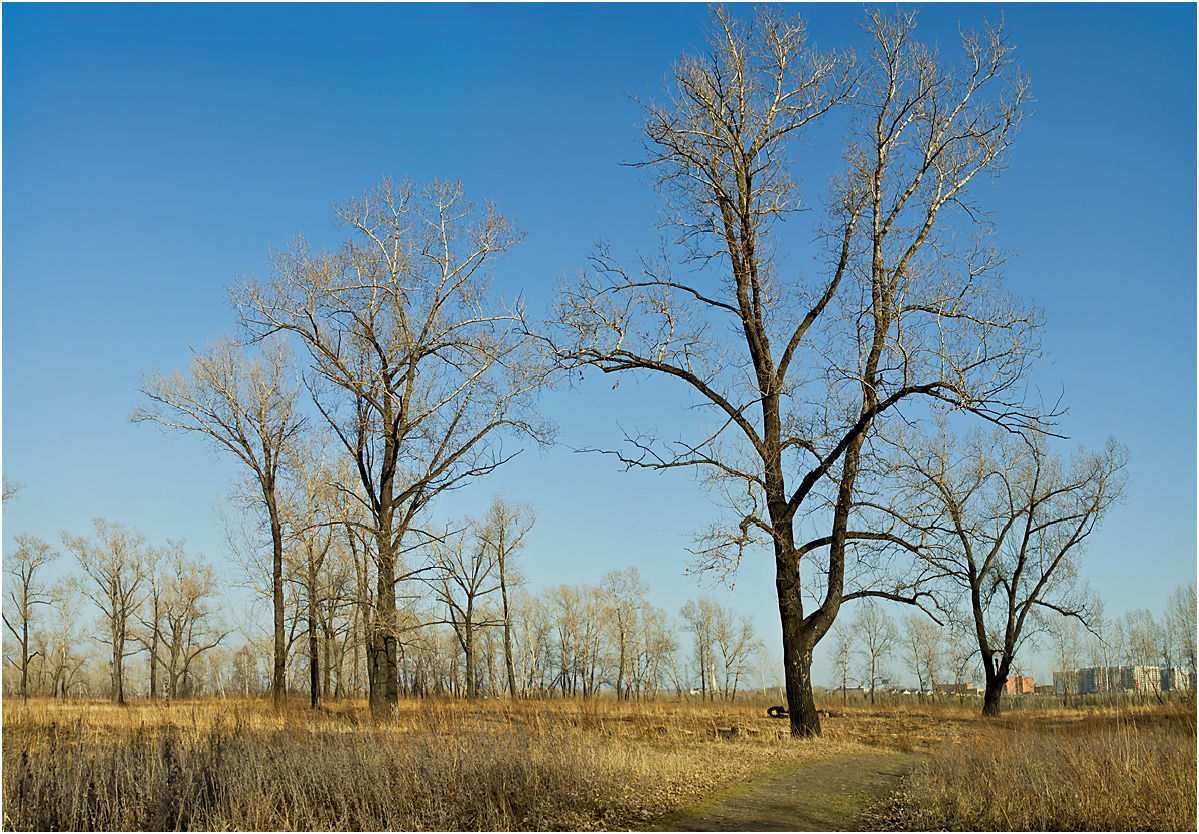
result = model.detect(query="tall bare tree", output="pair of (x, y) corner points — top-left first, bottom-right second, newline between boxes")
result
(545, 7), (1037, 735)
(891, 428), (1127, 715)
(853, 599), (897, 704)
(62, 519), (148, 705)
(235, 178), (548, 718)
(479, 496), (534, 698)
(134, 337), (304, 709)
(3, 534), (57, 701)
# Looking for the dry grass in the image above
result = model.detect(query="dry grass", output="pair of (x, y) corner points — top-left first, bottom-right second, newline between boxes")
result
(870, 701), (1197, 831)
(5, 697), (1194, 831)
(2, 696), (863, 831)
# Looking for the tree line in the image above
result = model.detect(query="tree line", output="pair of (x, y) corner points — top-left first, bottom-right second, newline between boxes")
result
(1, 7), (1169, 736)
(3, 506), (768, 704)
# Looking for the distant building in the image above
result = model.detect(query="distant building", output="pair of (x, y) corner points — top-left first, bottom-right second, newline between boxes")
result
(1034, 684), (1055, 695)
(933, 682), (979, 696)
(1004, 675), (1035, 695)
(1054, 665), (1194, 695)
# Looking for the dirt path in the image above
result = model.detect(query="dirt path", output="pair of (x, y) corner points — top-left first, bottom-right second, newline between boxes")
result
(647, 751), (916, 832)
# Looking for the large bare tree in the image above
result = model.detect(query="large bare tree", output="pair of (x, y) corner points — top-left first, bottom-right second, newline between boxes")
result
(545, 7), (1038, 734)
(134, 336), (305, 709)
(234, 178), (549, 718)
(3, 534), (57, 701)
(62, 519), (148, 705)
(889, 427), (1127, 715)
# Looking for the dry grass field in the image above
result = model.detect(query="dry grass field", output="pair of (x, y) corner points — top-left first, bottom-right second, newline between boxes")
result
(2, 695), (1194, 831)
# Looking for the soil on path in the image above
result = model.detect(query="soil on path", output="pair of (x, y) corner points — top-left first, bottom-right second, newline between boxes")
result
(646, 751), (916, 832)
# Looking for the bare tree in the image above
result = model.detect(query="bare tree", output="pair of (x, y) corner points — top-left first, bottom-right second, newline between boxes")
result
(139, 546), (168, 699)
(714, 611), (761, 699)
(853, 599), (897, 704)
(280, 436), (340, 708)
(235, 178), (548, 718)
(829, 623), (854, 705)
(158, 545), (227, 700)
(544, 7), (1037, 735)
(1164, 583), (1196, 694)
(3, 476), (22, 504)
(432, 523), (503, 699)
(478, 496), (534, 698)
(1048, 613), (1083, 705)
(44, 578), (88, 698)
(134, 337), (304, 709)
(3, 535), (57, 701)
(892, 427), (1127, 716)
(62, 519), (148, 705)
(681, 597), (726, 701)
(903, 613), (941, 700)
(602, 566), (649, 700)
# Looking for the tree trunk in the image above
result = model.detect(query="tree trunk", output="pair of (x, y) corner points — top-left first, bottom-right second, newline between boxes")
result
(112, 618), (126, 706)
(982, 673), (1005, 717)
(776, 529), (822, 737)
(308, 551), (321, 710)
(500, 561), (518, 698)
(369, 544), (398, 718)
(267, 488), (286, 711)
(21, 619), (29, 703)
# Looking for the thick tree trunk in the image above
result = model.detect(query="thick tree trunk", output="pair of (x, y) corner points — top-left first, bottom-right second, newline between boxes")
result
(369, 543), (398, 719)
(982, 673), (1005, 717)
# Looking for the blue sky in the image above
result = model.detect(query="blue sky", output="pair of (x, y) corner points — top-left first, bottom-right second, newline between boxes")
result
(3, 3), (1195, 687)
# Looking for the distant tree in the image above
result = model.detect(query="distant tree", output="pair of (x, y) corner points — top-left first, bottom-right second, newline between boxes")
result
(1049, 614), (1083, 705)
(3, 534), (57, 701)
(890, 428), (1127, 716)
(158, 544), (227, 700)
(714, 611), (761, 700)
(281, 436), (339, 709)
(830, 624), (854, 705)
(479, 496), (535, 698)
(903, 613), (941, 701)
(432, 523), (502, 700)
(62, 519), (148, 705)
(1164, 583), (1196, 693)
(44, 578), (88, 698)
(681, 598), (722, 701)
(853, 600), (897, 704)
(134, 336), (305, 709)
(602, 566), (648, 701)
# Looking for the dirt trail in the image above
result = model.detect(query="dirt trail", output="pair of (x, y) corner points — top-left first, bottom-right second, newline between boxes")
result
(648, 751), (916, 832)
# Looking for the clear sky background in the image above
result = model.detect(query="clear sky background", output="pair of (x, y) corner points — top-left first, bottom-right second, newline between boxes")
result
(4, 2), (1195, 688)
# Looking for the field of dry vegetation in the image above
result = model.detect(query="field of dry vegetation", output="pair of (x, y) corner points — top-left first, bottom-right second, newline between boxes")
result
(2, 696), (1194, 831)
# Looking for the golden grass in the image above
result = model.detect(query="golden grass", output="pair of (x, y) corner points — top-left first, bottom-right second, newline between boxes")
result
(870, 701), (1197, 831)
(4, 697), (1193, 831)
(2, 696), (864, 831)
